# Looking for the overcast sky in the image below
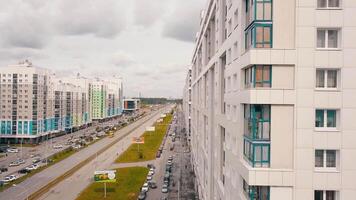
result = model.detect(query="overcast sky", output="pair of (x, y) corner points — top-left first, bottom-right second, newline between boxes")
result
(0, 0), (206, 98)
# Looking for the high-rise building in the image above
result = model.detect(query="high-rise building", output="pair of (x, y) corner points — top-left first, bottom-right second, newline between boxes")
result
(0, 61), (55, 143)
(184, 0), (356, 200)
(0, 61), (124, 143)
(183, 68), (192, 139)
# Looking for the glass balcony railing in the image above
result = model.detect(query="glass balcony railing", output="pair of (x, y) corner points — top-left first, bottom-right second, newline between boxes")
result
(243, 104), (271, 167)
(244, 137), (270, 167)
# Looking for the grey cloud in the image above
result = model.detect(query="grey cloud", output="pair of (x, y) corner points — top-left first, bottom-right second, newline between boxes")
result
(111, 51), (136, 67)
(162, 0), (205, 42)
(133, 0), (169, 28)
(0, 2), (51, 49)
(54, 0), (126, 38)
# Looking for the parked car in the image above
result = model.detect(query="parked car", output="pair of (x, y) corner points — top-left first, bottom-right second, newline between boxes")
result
(32, 157), (41, 164)
(42, 158), (53, 164)
(9, 161), (20, 167)
(18, 168), (31, 174)
(16, 159), (25, 165)
(169, 144), (174, 151)
(7, 148), (19, 153)
(161, 184), (168, 193)
(146, 175), (152, 181)
(25, 164), (39, 171)
(141, 182), (149, 192)
(0, 166), (8, 172)
(156, 152), (161, 158)
(137, 191), (146, 200)
(148, 181), (157, 189)
(53, 144), (63, 149)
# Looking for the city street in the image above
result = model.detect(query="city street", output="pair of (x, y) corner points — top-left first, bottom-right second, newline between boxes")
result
(145, 106), (196, 200)
(0, 109), (148, 180)
(0, 106), (170, 200)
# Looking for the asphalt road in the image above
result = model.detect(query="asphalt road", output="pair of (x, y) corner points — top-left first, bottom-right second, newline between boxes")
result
(36, 105), (173, 200)
(0, 105), (171, 200)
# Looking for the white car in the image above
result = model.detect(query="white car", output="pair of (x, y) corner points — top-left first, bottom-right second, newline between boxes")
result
(146, 175), (152, 181)
(53, 145), (63, 149)
(149, 168), (155, 174)
(2, 175), (18, 183)
(7, 148), (19, 153)
(141, 182), (149, 192)
(26, 164), (39, 171)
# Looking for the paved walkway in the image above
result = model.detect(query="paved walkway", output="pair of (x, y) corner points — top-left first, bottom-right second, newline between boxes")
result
(110, 160), (154, 169)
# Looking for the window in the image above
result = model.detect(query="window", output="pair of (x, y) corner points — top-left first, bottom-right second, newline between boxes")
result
(246, 24), (272, 49)
(315, 190), (337, 200)
(245, 65), (272, 88)
(315, 150), (337, 169)
(317, 29), (340, 49)
(315, 109), (337, 128)
(243, 179), (270, 200)
(234, 8), (239, 28)
(317, 0), (340, 9)
(233, 41), (238, 59)
(316, 69), (338, 89)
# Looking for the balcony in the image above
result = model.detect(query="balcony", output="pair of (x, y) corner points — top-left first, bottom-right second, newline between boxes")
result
(245, 0), (273, 50)
(243, 180), (270, 200)
(243, 104), (270, 168)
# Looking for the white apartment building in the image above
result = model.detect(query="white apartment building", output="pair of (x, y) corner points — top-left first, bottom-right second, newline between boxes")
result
(0, 61), (55, 143)
(184, 0), (356, 200)
(0, 61), (124, 143)
(183, 68), (192, 139)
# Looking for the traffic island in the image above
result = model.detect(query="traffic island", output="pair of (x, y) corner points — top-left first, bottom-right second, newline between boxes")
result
(115, 114), (172, 163)
(76, 167), (148, 200)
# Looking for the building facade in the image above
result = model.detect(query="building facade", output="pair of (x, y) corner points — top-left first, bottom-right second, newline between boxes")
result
(183, 68), (192, 139)
(0, 61), (55, 143)
(0, 61), (124, 143)
(184, 0), (356, 200)
(123, 98), (140, 113)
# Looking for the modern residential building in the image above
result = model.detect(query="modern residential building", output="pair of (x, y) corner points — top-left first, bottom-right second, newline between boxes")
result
(0, 61), (124, 143)
(182, 68), (192, 139)
(184, 0), (356, 200)
(0, 60), (55, 143)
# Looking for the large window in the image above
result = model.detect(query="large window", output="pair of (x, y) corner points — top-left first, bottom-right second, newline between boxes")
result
(317, 0), (340, 9)
(314, 190), (338, 200)
(245, 65), (272, 88)
(246, 24), (272, 49)
(245, 0), (272, 26)
(316, 69), (338, 89)
(243, 179), (270, 200)
(315, 109), (337, 128)
(317, 29), (340, 49)
(315, 150), (337, 169)
(244, 104), (270, 140)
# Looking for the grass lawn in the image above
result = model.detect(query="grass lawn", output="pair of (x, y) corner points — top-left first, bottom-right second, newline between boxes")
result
(76, 167), (148, 200)
(0, 147), (76, 192)
(115, 114), (172, 163)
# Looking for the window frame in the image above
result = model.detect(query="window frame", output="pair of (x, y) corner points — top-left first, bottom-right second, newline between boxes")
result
(315, 69), (339, 90)
(315, 109), (338, 131)
(316, 28), (341, 50)
(315, 149), (338, 171)
(245, 23), (273, 49)
(316, 0), (342, 9)
(244, 65), (272, 88)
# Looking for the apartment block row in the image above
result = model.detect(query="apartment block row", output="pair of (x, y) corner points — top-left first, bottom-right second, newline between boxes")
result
(183, 0), (356, 200)
(0, 61), (123, 143)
